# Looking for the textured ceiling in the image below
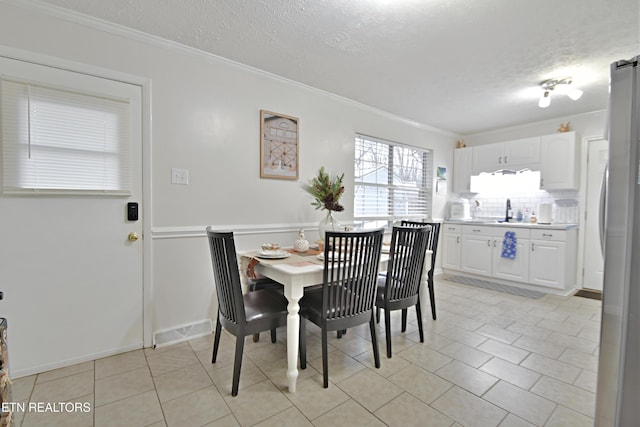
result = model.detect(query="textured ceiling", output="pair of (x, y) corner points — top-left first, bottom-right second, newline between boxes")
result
(34, 0), (640, 135)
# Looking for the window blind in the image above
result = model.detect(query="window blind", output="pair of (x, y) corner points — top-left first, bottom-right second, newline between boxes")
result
(1, 78), (131, 195)
(354, 134), (433, 228)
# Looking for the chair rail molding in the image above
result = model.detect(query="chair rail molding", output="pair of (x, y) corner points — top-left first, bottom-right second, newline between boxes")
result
(151, 223), (320, 239)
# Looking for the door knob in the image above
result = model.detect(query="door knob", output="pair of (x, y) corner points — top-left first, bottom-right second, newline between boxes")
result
(128, 232), (139, 242)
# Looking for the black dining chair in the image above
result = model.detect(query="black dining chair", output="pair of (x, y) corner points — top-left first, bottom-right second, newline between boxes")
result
(299, 228), (384, 388)
(206, 227), (288, 396)
(376, 225), (430, 358)
(401, 220), (441, 320)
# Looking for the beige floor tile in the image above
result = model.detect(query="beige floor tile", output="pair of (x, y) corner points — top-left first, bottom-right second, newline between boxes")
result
(243, 337), (288, 366)
(420, 330), (455, 351)
(432, 386), (507, 427)
(479, 358), (541, 390)
(283, 374), (350, 419)
(545, 405), (594, 427)
(546, 331), (599, 354)
(306, 349), (367, 384)
(439, 342), (492, 368)
(146, 344), (202, 376)
(223, 380), (292, 426)
(154, 362), (213, 402)
(387, 364), (453, 404)
(10, 375), (36, 401)
(506, 322), (552, 340)
(204, 413), (240, 426)
(312, 399), (386, 427)
(36, 361), (94, 384)
(162, 385), (230, 427)
(94, 390), (164, 427)
(30, 370), (94, 403)
(253, 406), (313, 427)
(436, 360), (499, 396)
(396, 343), (452, 372)
(187, 333), (215, 352)
(95, 366), (154, 406)
(375, 392), (454, 427)
(531, 376), (596, 417)
(337, 369), (403, 412)
(537, 318), (584, 336)
(95, 349), (147, 379)
(476, 325), (521, 344)
(21, 393), (94, 427)
(259, 356), (319, 390)
(512, 335), (565, 359)
(330, 331), (378, 357)
(483, 380), (556, 425)
(208, 357), (268, 394)
(573, 369), (597, 393)
(439, 325), (488, 347)
(521, 353), (580, 384)
(498, 413), (535, 426)
(557, 347), (599, 372)
(477, 339), (530, 364)
(354, 347), (413, 378)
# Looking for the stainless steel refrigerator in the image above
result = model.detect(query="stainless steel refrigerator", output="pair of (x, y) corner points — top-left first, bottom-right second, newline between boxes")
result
(596, 55), (640, 426)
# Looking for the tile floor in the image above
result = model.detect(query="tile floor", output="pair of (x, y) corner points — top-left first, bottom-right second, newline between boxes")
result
(10, 277), (601, 426)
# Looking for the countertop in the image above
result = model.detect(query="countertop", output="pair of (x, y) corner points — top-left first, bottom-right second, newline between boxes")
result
(444, 219), (578, 230)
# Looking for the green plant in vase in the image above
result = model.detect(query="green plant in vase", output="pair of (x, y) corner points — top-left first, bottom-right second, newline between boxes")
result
(302, 167), (344, 242)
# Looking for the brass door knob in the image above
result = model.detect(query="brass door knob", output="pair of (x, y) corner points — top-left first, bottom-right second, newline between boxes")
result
(128, 232), (139, 242)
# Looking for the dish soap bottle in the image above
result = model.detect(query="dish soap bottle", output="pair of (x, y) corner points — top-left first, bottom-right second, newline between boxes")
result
(530, 211), (537, 224)
(294, 229), (309, 252)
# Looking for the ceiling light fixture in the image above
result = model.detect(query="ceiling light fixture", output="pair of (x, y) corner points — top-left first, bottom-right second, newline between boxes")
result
(537, 77), (583, 108)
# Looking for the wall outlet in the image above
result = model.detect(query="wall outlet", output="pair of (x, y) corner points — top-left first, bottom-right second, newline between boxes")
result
(171, 168), (189, 185)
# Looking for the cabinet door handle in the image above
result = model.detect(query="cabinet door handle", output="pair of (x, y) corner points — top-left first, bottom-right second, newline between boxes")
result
(531, 242), (535, 251)
(542, 233), (553, 238)
(487, 239), (491, 247)
(457, 236), (460, 243)
(498, 156), (502, 164)
(504, 156), (508, 163)
(493, 240), (496, 247)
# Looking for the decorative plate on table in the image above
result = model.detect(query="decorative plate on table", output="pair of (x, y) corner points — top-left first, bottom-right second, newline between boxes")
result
(256, 250), (291, 259)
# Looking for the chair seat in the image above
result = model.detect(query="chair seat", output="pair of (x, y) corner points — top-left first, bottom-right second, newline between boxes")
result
(243, 289), (288, 323)
(301, 286), (366, 319)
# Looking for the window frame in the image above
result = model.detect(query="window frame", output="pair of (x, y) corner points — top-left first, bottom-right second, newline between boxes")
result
(354, 133), (433, 229)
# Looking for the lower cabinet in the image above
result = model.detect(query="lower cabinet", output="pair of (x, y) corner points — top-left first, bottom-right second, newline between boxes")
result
(445, 223), (577, 291)
(441, 224), (462, 270)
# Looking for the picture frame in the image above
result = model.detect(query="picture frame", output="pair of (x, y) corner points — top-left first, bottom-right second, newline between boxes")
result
(260, 110), (299, 180)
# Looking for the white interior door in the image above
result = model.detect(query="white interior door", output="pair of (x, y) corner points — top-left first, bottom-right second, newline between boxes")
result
(0, 57), (144, 377)
(583, 139), (608, 291)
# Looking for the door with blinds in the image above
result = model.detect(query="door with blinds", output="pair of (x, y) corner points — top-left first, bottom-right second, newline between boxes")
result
(0, 56), (144, 377)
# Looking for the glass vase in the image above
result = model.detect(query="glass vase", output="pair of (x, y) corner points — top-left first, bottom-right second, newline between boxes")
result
(318, 210), (340, 242)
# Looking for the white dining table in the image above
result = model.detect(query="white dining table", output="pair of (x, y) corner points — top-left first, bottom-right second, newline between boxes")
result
(241, 248), (432, 393)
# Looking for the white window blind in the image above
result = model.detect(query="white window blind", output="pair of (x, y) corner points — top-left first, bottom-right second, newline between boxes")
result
(1, 78), (131, 195)
(354, 134), (433, 228)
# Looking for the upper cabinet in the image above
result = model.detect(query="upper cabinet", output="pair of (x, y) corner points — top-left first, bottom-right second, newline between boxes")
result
(453, 147), (473, 193)
(540, 131), (580, 190)
(471, 137), (540, 174)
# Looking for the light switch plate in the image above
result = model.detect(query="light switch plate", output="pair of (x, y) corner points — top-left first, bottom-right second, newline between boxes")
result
(171, 168), (189, 185)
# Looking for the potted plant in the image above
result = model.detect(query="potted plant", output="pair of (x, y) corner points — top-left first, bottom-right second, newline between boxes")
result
(302, 166), (345, 241)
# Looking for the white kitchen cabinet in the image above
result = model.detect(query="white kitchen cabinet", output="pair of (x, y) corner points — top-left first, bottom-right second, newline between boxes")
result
(460, 225), (493, 275)
(492, 227), (530, 283)
(453, 147), (473, 193)
(441, 224), (462, 270)
(471, 137), (540, 174)
(528, 228), (577, 290)
(540, 131), (580, 190)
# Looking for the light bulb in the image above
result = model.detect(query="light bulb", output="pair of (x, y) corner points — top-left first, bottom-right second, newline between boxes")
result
(555, 83), (570, 95)
(568, 88), (583, 100)
(538, 91), (551, 108)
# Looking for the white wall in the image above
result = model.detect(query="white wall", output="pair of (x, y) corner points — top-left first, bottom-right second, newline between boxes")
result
(0, 2), (458, 356)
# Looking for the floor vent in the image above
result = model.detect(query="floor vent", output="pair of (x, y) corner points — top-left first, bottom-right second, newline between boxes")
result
(445, 275), (545, 299)
(153, 319), (213, 348)
(574, 289), (602, 300)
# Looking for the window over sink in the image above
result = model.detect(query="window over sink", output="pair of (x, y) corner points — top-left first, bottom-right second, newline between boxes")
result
(354, 134), (433, 229)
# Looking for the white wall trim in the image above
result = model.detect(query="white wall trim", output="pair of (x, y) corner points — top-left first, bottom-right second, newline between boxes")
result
(13, 0), (458, 137)
(152, 223), (320, 240)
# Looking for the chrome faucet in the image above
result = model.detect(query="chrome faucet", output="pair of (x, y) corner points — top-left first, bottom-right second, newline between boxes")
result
(505, 198), (513, 222)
